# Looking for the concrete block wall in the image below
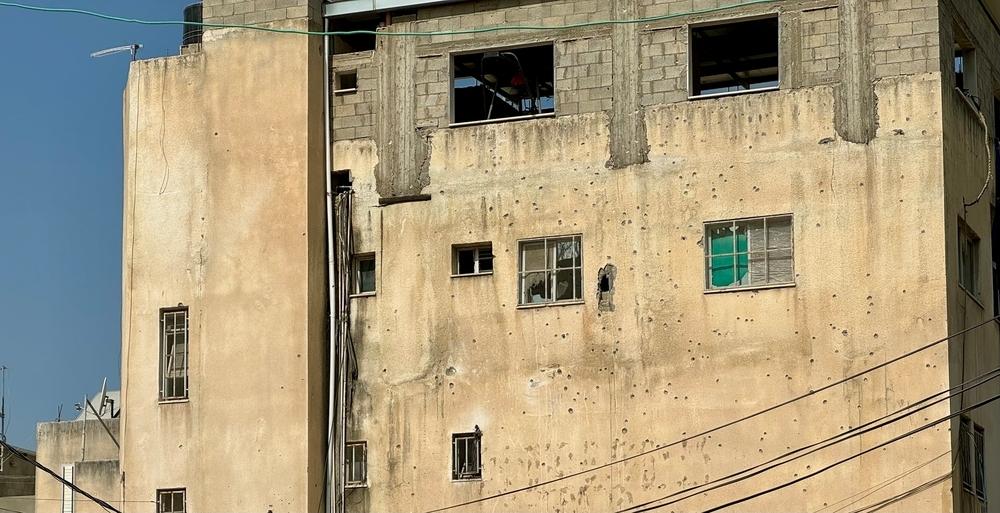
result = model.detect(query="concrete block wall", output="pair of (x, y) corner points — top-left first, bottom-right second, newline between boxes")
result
(414, 53), (450, 127)
(800, 6), (840, 84)
(202, 0), (321, 26)
(639, 27), (688, 107)
(556, 35), (614, 116)
(332, 52), (376, 141)
(869, 0), (940, 78)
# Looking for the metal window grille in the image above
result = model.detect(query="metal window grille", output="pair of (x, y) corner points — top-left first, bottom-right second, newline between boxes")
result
(705, 215), (793, 290)
(61, 465), (73, 513)
(452, 433), (482, 480)
(160, 308), (189, 401)
(345, 441), (367, 488)
(157, 489), (186, 513)
(353, 254), (376, 295)
(453, 244), (494, 275)
(975, 424), (987, 502)
(518, 236), (582, 305)
(962, 417), (975, 492)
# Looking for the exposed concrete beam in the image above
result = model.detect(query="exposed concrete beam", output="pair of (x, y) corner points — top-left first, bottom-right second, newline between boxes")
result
(607, 0), (649, 169)
(834, 0), (876, 144)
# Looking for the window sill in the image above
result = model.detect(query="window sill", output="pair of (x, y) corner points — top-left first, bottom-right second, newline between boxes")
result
(334, 88), (358, 95)
(689, 86), (779, 101)
(451, 478), (483, 483)
(451, 272), (493, 279)
(345, 484), (368, 489)
(158, 398), (190, 405)
(517, 299), (585, 310)
(449, 112), (556, 129)
(351, 292), (376, 299)
(704, 282), (795, 294)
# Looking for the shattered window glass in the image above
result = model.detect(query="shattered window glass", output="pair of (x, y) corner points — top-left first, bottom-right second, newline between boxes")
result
(519, 236), (582, 305)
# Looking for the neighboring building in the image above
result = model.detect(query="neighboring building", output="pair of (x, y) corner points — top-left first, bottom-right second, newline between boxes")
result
(34, 394), (120, 513)
(121, 0), (1000, 512)
(0, 445), (35, 513)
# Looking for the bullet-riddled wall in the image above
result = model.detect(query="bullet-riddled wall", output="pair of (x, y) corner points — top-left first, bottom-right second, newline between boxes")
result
(329, 0), (999, 511)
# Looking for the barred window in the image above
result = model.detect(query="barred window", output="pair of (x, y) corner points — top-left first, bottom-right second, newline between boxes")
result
(452, 432), (482, 481)
(705, 215), (793, 290)
(960, 417), (987, 505)
(345, 441), (367, 488)
(160, 308), (189, 401)
(518, 235), (582, 305)
(157, 489), (186, 513)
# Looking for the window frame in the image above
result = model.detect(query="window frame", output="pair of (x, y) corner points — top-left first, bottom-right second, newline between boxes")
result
(448, 42), (558, 128)
(345, 441), (368, 489)
(159, 307), (190, 402)
(61, 464), (74, 513)
(687, 14), (782, 100)
(517, 234), (584, 307)
(704, 214), (795, 292)
(352, 253), (377, 297)
(156, 488), (187, 513)
(960, 417), (988, 506)
(959, 220), (982, 301)
(451, 432), (483, 482)
(451, 242), (495, 277)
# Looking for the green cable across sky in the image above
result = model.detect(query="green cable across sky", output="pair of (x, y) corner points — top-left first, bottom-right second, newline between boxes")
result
(0, 0), (781, 37)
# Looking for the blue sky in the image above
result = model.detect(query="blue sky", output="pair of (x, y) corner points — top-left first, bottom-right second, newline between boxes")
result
(0, 0), (192, 449)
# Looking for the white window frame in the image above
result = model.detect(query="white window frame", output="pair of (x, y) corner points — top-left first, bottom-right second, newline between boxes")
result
(452, 243), (494, 277)
(156, 488), (186, 513)
(159, 307), (189, 402)
(704, 214), (794, 292)
(688, 14), (781, 100)
(334, 70), (358, 95)
(352, 253), (377, 297)
(517, 235), (583, 307)
(451, 432), (482, 481)
(61, 464), (74, 513)
(345, 441), (368, 488)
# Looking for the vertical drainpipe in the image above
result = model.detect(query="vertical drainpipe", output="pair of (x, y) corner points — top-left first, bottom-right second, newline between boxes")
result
(323, 14), (338, 513)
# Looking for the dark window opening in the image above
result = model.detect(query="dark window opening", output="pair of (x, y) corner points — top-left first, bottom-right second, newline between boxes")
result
(453, 243), (494, 276)
(332, 169), (352, 191)
(353, 254), (376, 295)
(159, 307), (189, 401)
(959, 220), (980, 298)
(452, 430), (482, 481)
(345, 441), (367, 488)
(157, 489), (186, 513)
(335, 71), (358, 93)
(691, 17), (779, 97)
(955, 49), (966, 91)
(452, 44), (555, 124)
(332, 16), (379, 54)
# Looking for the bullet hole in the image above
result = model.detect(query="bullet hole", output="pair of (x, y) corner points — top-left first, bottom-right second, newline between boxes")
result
(446, 366), (457, 376)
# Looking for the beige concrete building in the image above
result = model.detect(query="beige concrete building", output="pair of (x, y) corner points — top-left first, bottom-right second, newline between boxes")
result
(119, 0), (1000, 512)
(1, 445), (35, 513)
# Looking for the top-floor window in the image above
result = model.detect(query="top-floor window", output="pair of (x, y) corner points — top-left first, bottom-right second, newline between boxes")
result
(690, 16), (779, 98)
(160, 307), (189, 401)
(452, 44), (555, 125)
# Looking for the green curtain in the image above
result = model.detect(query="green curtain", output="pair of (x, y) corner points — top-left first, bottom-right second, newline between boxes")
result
(710, 227), (748, 287)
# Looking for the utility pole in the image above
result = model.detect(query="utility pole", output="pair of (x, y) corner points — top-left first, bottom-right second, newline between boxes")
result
(1, 366), (7, 472)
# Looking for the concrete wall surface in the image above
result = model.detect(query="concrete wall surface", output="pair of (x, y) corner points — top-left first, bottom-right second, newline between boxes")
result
(34, 419), (120, 513)
(0, 447), (35, 498)
(120, 15), (328, 513)
(0, 496), (34, 513)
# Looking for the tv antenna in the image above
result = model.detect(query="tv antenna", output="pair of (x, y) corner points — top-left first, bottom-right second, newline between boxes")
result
(91, 43), (142, 61)
(1, 366), (6, 472)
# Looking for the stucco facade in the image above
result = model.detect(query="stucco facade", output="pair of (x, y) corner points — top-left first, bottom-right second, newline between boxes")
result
(119, 0), (1000, 512)
(35, 419), (119, 513)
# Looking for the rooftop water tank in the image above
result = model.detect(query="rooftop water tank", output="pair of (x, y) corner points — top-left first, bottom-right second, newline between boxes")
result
(182, 3), (203, 47)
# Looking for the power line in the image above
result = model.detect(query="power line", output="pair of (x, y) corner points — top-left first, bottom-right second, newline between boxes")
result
(0, 0), (782, 37)
(424, 315), (999, 512)
(817, 452), (949, 513)
(698, 391), (1000, 513)
(618, 366), (1000, 513)
(0, 439), (121, 513)
(839, 471), (952, 513)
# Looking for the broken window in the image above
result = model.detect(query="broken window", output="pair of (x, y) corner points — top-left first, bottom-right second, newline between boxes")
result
(452, 432), (482, 481)
(452, 44), (555, 124)
(690, 16), (779, 97)
(953, 29), (976, 97)
(353, 254), (376, 295)
(159, 307), (189, 401)
(332, 16), (378, 54)
(518, 235), (583, 305)
(334, 70), (358, 94)
(960, 418), (987, 505)
(452, 243), (494, 276)
(959, 222), (980, 297)
(705, 215), (793, 290)
(345, 441), (367, 488)
(157, 489), (186, 513)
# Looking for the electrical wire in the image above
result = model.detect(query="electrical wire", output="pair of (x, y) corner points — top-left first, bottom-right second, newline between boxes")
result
(697, 392), (1000, 513)
(0, 0), (782, 37)
(0, 439), (121, 513)
(840, 471), (952, 513)
(617, 366), (1000, 513)
(959, 88), (994, 209)
(423, 315), (1000, 512)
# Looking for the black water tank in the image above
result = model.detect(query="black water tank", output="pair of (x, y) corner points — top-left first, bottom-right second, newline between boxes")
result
(182, 3), (203, 47)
